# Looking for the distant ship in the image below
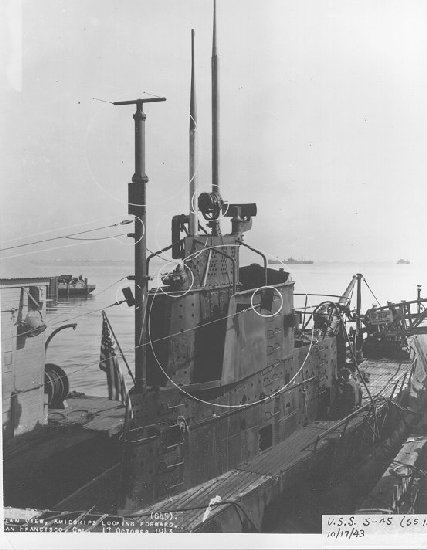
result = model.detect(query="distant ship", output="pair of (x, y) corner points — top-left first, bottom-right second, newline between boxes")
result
(283, 257), (314, 264)
(397, 259), (410, 265)
(267, 257), (314, 265)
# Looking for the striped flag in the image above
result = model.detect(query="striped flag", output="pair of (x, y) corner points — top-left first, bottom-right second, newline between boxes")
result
(99, 311), (128, 404)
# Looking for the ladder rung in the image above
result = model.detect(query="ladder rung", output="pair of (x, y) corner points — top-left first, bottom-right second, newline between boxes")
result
(164, 443), (180, 451)
(166, 461), (184, 470)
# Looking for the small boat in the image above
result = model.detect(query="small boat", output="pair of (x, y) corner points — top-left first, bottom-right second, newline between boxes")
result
(57, 275), (95, 296)
(397, 259), (410, 265)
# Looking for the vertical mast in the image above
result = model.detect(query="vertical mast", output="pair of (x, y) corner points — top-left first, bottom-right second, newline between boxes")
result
(133, 102), (147, 388)
(189, 29), (198, 236)
(211, 0), (220, 196)
(113, 97), (166, 389)
(355, 273), (363, 363)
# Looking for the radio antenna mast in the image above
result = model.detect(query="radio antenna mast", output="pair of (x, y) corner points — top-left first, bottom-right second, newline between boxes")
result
(113, 96), (166, 388)
(189, 29), (198, 236)
(211, 0), (220, 235)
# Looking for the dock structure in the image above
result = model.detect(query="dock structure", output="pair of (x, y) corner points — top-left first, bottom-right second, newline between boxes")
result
(46, 276), (59, 301)
(357, 431), (427, 515)
(1, 277), (51, 440)
(356, 336), (427, 515)
(3, 395), (125, 513)
(0, 276), (126, 514)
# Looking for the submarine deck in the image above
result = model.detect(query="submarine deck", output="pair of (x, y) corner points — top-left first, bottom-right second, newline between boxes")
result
(128, 358), (414, 532)
(3, 354), (424, 533)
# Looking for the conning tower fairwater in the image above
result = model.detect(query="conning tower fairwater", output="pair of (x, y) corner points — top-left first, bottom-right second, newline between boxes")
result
(116, 1), (337, 514)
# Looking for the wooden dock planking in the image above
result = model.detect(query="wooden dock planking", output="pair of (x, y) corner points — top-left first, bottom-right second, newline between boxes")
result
(361, 359), (412, 400)
(4, 395), (125, 461)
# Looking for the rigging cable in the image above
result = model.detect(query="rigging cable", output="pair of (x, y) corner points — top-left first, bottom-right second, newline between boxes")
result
(64, 233), (127, 241)
(1, 235), (125, 261)
(103, 310), (136, 385)
(0, 219), (132, 253)
(0, 214), (129, 246)
(363, 276), (382, 307)
(341, 318), (379, 438)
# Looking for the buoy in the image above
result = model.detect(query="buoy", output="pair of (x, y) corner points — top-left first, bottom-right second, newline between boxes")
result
(45, 363), (69, 408)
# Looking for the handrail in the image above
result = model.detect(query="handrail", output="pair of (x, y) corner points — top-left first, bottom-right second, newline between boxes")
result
(237, 239), (268, 286)
(367, 298), (427, 312)
(308, 398), (380, 448)
(45, 323), (77, 351)
(146, 241), (179, 275)
(294, 293), (347, 299)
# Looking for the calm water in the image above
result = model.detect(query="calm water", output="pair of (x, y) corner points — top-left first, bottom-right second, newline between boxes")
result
(45, 260), (427, 397)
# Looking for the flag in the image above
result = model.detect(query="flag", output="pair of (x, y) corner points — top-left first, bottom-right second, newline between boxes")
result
(99, 311), (128, 404)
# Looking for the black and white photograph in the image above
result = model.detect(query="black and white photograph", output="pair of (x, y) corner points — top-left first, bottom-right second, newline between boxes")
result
(1, 1), (427, 548)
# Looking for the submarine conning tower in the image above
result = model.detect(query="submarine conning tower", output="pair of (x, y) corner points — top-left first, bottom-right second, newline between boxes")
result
(147, 205), (261, 388)
(144, 0), (276, 389)
(118, 2), (295, 514)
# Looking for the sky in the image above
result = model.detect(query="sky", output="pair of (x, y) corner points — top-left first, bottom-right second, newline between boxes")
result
(1, 0), (427, 269)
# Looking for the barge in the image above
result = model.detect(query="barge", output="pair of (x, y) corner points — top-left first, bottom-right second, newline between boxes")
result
(57, 275), (95, 297)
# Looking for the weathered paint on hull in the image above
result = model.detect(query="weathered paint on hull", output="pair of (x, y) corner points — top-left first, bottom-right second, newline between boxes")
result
(118, 336), (337, 514)
(125, 353), (421, 533)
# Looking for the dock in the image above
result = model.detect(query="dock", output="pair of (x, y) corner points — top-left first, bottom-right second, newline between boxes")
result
(356, 339), (427, 514)
(3, 395), (125, 511)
